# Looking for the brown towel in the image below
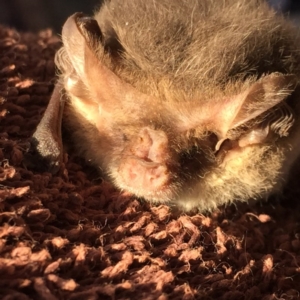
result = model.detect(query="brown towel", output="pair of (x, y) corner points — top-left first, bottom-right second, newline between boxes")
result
(1, 25), (300, 300)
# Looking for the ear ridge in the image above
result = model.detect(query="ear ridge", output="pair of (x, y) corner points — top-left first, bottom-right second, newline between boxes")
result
(197, 73), (297, 140)
(61, 13), (151, 112)
(174, 73), (297, 138)
(229, 73), (297, 130)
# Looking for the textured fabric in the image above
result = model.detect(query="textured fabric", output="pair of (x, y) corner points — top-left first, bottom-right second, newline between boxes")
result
(1, 25), (300, 300)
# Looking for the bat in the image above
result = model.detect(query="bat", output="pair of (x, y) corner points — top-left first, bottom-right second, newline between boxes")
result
(29, 0), (300, 211)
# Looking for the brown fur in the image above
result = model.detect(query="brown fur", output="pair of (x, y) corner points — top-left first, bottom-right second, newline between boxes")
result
(32, 0), (300, 211)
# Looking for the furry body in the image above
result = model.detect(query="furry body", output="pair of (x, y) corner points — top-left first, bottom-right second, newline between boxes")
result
(33, 0), (300, 211)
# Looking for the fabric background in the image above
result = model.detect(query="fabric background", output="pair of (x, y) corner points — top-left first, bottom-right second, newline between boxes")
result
(1, 23), (300, 299)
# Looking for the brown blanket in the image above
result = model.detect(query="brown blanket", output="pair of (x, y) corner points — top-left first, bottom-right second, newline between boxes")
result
(1, 25), (300, 300)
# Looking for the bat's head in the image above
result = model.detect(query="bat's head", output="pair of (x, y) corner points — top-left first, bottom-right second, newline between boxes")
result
(57, 8), (299, 211)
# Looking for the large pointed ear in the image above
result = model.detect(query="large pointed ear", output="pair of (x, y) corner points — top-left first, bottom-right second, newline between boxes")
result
(60, 13), (149, 111)
(214, 73), (297, 138)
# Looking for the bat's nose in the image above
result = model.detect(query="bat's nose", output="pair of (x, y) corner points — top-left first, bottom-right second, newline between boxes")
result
(133, 127), (169, 163)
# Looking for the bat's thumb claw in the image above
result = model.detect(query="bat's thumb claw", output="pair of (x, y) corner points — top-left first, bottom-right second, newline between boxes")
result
(23, 135), (62, 175)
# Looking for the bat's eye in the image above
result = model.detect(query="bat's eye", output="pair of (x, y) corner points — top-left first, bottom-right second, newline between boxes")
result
(179, 143), (216, 177)
(179, 146), (203, 173)
(180, 145), (199, 160)
(206, 132), (219, 149)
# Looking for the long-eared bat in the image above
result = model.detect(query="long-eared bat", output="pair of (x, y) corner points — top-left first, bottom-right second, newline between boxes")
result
(30, 0), (300, 211)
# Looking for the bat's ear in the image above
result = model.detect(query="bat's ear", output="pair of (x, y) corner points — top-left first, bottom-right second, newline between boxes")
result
(215, 73), (297, 138)
(61, 13), (102, 81)
(61, 13), (147, 110)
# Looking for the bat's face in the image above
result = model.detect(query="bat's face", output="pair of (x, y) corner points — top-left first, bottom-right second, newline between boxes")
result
(54, 1), (300, 211)
(96, 92), (294, 212)
(66, 81), (293, 212)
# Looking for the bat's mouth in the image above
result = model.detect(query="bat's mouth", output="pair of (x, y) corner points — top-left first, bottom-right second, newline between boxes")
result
(118, 156), (170, 194)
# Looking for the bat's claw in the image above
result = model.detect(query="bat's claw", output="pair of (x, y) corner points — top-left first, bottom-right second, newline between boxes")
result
(24, 132), (63, 174)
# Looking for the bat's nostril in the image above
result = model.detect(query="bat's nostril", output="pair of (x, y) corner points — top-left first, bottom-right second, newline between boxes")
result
(133, 127), (169, 163)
